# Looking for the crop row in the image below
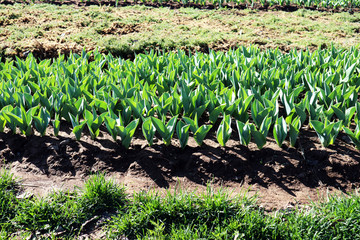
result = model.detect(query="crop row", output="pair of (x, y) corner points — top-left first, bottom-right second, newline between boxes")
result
(18, 0), (360, 9)
(132, 0), (360, 9)
(0, 46), (360, 149)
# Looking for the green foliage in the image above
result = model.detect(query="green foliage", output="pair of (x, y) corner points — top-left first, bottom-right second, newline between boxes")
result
(344, 124), (360, 150)
(51, 113), (60, 137)
(236, 121), (252, 146)
(142, 117), (156, 146)
(251, 116), (272, 149)
(33, 107), (51, 136)
(183, 114), (213, 146)
(310, 119), (343, 147)
(176, 121), (190, 149)
(81, 173), (127, 213)
(217, 115), (232, 147)
(0, 47), (360, 149)
(84, 108), (106, 140)
(69, 113), (86, 141)
(0, 169), (18, 229)
(118, 119), (139, 149)
(288, 116), (302, 147)
(2, 171), (360, 239)
(273, 117), (287, 147)
(151, 116), (178, 146)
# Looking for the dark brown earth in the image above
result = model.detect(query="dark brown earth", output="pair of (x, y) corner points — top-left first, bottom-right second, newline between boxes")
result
(1, 122), (359, 211)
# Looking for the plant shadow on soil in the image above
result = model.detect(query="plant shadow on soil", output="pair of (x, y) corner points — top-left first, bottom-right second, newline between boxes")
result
(1, 121), (360, 210)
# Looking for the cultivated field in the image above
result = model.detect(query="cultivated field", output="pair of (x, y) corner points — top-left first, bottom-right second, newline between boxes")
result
(0, 1), (360, 239)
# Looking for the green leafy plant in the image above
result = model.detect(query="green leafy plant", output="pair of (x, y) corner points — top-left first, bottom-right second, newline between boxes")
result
(1, 47), (360, 150)
(183, 114), (212, 146)
(310, 119), (342, 147)
(236, 121), (251, 146)
(69, 113), (86, 141)
(251, 116), (272, 149)
(3, 106), (38, 136)
(273, 117), (287, 147)
(176, 121), (190, 149)
(142, 117), (156, 146)
(83, 108), (106, 140)
(251, 100), (271, 129)
(216, 115), (232, 147)
(52, 113), (61, 137)
(0, 111), (7, 133)
(344, 125), (360, 150)
(151, 116), (178, 146)
(117, 119), (139, 149)
(331, 105), (356, 128)
(104, 116), (118, 141)
(33, 107), (51, 136)
(288, 116), (302, 147)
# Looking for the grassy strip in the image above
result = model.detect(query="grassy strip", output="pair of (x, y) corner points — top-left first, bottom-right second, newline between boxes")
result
(1, 169), (360, 239)
(0, 170), (126, 239)
(0, 4), (359, 59)
(3, 0), (360, 9)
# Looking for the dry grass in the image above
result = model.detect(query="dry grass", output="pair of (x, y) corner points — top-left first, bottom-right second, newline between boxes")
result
(0, 4), (359, 58)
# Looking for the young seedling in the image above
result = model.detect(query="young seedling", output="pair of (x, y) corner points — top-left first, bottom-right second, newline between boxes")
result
(183, 113), (213, 146)
(69, 113), (86, 141)
(176, 121), (190, 149)
(236, 121), (251, 146)
(273, 117), (287, 147)
(33, 107), (51, 136)
(216, 115), (232, 147)
(151, 116), (178, 146)
(310, 119), (342, 147)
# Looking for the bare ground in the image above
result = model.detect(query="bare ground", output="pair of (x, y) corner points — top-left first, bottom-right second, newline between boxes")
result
(1, 122), (359, 211)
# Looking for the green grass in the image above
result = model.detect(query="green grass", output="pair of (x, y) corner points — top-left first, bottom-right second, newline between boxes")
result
(0, 4), (359, 59)
(1, 168), (360, 239)
(0, 169), (127, 239)
(4, 0), (360, 9)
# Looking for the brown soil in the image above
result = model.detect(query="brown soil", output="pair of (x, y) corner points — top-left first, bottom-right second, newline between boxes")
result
(1, 122), (360, 211)
(1, 0), (359, 13)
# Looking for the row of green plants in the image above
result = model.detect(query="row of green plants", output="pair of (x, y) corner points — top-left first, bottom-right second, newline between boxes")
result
(17, 0), (360, 9)
(118, 0), (360, 8)
(148, 0), (360, 8)
(1, 169), (360, 239)
(0, 46), (360, 149)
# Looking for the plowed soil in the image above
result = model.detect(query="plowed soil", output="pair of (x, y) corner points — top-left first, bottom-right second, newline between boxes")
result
(1, 122), (360, 211)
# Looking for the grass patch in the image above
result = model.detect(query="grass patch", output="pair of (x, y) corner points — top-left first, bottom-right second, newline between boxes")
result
(1, 169), (360, 239)
(0, 170), (126, 238)
(107, 188), (273, 239)
(0, 169), (18, 230)
(81, 173), (127, 214)
(0, 4), (359, 58)
(107, 190), (360, 239)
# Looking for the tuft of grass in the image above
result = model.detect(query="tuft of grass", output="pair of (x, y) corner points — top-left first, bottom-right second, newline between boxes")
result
(107, 186), (278, 239)
(80, 173), (127, 214)
(2, 171), (126, 238)
(0, 168), (18, 191)
(14, 195), (75, 233)
(0, 169), (19, 230)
